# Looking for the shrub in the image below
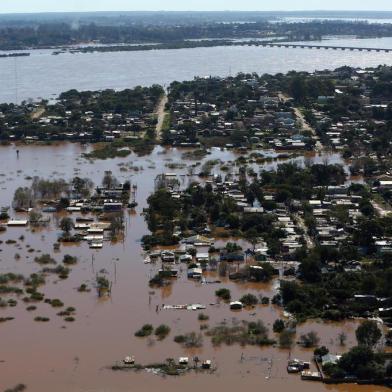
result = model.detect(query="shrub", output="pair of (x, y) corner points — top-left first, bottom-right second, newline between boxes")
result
(50, 299), (64, 308)
(261, 297), (270, 305)
(63, 255), (78, 265)
(34, 316), (50, 322)
(34, 254), (56, 265)
(299, 331), (320, 348)
(4, 383), (26, 392)
(279, 329), (295, 348)
(198, 313), (209, 321)
(173, 332), (203, 348)
(215, 288), (231, 301)
(135, 324), (154, 337)
(155, 324), (170, 340)
(239, 293), (258, 306)
(30, 292), (44, 301)
(273, 319), (285, 333)
(314, 346), (329, 357)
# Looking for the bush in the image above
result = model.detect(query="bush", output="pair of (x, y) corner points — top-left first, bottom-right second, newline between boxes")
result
(4, 384), (26, 392)
(261, 297), (270, 305)
(63, 255), (78, 265)
(173, 332), (203, 348)
(279, 329), (295, 348)
(77, 283), (89, 292)
(34, 316), (49, 322)
(314, 346), (329, 357)
(34, 254), (56, 265)
(174, 335), (186, 343)
(0, 212), (9, 220)
(198, 313), (209, 321)
(239, 293), (258, 306)
(299, 331), (320, 348)
(30, 292), (44, 301)
(273, 319), (285, 333)
(155, 324), (170, 340)
(50, 299), (64, 307)
(135, 324), (154, 337)
(215, 288), (231, 301)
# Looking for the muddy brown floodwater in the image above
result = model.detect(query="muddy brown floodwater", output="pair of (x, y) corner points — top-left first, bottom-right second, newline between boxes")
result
(0, 143), (387, 392)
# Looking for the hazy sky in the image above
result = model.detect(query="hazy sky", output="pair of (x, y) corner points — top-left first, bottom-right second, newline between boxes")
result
(0, 0), (391, 13)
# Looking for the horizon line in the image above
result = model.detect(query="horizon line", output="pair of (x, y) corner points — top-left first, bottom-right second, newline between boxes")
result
(0, 9), (392, 15)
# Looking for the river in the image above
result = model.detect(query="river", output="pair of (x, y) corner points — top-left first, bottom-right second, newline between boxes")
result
(0, 37), (391, 103)
(0, 143), (389, 392)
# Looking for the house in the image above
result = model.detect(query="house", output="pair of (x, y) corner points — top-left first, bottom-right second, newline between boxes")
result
(321, 353), (342, 367)
(196, 253), (209, 263)
(188, 268), (203, 279)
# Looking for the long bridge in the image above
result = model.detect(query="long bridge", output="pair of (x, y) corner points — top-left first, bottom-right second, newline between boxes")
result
(260, 42), (392, 53)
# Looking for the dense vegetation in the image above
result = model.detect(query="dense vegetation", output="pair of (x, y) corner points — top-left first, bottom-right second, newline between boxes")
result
(1, 15), (392, 50)
(0, 85), (163, 143)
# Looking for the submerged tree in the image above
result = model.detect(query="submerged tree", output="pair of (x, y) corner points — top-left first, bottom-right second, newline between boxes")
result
(60, 217), (74, 236)
(356, 320), (382, 348)
(13, 187), (33, 210)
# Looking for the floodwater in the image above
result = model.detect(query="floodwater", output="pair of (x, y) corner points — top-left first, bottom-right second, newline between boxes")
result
(0, 143), (388, 392)
(0, 37), (392, 103)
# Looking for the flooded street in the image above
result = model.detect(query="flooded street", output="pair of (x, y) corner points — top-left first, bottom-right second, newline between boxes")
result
(0, 143), (388, 392)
